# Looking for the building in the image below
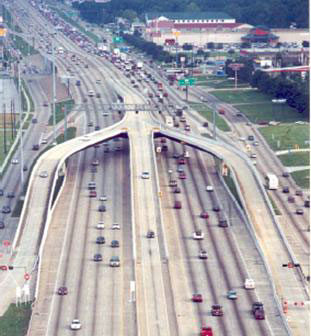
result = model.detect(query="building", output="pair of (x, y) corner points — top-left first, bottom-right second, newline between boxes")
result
(241, 26), (279, 45)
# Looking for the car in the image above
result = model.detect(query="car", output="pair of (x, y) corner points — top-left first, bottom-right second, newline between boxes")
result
(11, 159), (19, 164)
(173, 153), (180, 159)
(212, 205), (221, 212)
(174, 187), (181, 194)
(70, 319), (81, 330)
(32, 118), (38, 124)
(89, 190), (97, 197)
(211, 304), (223, 316)
(0, 221), (5, 229)
(200, 211), (209, 219)
(110, 256), (120, 267)
(98, 205), (106, 212)
(192, 293), (203, 302)
(248, 135), (255, 141)
(102, 111), (109, 116)
(296, 208), (304, 215)
(111, 240), (119, 248)
(88, 181), (96, 190)
(282, 172), (290, 177)
(295, 190), (303, 196)
(93, 253), (102, 261)
(236, 113), (243, 117)
(141, 172), (150, 179)
(99, 195), (107, 201)
(253, 141), (259, 146)
(2, 206), (11, 214)
(218, 219), (228, 227)
(250, 153), (257, 158)
(177, 166), (184, 173)
(227, 290), (237, 300)
(178, 157), (185, 165)
(282, 186), (290, 193)
(32, 144), (39, 150)
(96, 222), (105, 229)
(304, 200), (310, 208)
(244, 278), (255, 289)
(193, 230), (204, 240)
(203, 122), (209, 128)
(184, 124), (190, 131)
(0, 265), (8, 270)
(96, 79), (101, 84)
(96, 93), (101, 98)
(179, 172), (186, 179)
(43, 101), (49, 107)
(39, 171), (48, 178)
(200, 326), (213, 336)
(112, 223), (121, 230)
(92, 160), (99, 166)
(252, 302), (265, 320)
(96, 236), (105, 244)
(199, 250), (208, 259)
(7, 192), (15, 198)
(88, 121), (94, 127)
(206, 185), (214, 192)
(169, 180), (177, 187)
(288, 196), (295, 203)
(239, 137), (246, 142)
(147, 230), (155, 239)
(174, 200), (182, 209)
(0, 189), (3, 196)
(95, 126), (100, 131)
(23, 165), (28, 172)
(58, 286), (68, 295)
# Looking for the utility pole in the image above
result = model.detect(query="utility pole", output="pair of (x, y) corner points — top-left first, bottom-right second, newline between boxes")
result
(3, 104), (7, 154)
(18, 61), (24, 184)
(52, 34), (56, 144)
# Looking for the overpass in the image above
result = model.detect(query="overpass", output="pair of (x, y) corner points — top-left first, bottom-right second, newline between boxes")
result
(262, 65), (310, 73)
(3, 99), (309, 335)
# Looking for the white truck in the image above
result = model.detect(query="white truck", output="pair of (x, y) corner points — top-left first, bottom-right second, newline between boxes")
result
(165, 116), (173, 127)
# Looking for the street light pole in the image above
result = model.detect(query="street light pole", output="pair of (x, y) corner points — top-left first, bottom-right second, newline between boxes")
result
(52, 35), (56, 144)
(17, 61), (24, 184)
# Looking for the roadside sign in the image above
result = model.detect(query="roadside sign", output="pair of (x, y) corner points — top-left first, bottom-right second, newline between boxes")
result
(229, 63), (244, 71)
(113, 36), (123, 43)
(178, 78), (196, 86)
(24, 273), (30, 281)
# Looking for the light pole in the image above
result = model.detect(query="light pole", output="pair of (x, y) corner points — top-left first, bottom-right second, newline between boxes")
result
(51, 33), (57, 144)
(17, 60), (24, 184)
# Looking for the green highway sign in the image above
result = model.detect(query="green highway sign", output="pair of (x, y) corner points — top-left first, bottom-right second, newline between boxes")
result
(178, 78), (196, 86)
(113, 37), (123, 43)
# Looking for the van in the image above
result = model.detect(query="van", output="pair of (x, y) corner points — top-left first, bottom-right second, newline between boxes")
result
(174, 200), (182, 209)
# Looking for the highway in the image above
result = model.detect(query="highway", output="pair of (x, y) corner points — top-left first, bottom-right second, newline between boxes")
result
(0, 1), (309, 336)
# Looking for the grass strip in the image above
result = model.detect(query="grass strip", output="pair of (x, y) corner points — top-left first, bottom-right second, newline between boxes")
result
(0, 303), (32, 336)
(267, 193), (282, 215)
(190, 102), (230, 132)
(223, 174), (243, 209)
(278, 151), (309, 167)
(48, 100), (75, 125)
(291, 170), (310, 189)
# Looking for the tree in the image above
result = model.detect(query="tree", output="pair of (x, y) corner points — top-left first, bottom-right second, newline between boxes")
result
(302, 40), (309, 47)
(207, 42), (215, 50)
(122, 9), (137, 22)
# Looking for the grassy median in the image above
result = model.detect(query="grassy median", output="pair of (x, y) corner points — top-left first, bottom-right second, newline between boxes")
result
(278, 151), (310, 167)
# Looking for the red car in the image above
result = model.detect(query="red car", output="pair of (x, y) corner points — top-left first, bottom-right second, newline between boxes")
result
(0, 265), (8, 271)
(178, 157), (185, 165)
(200, 211), (209, 219)
(179, 172), (186, 179)
(192, 294), (203, 302)
(201, 327), (213, 336)
(89, 190), (97, 198)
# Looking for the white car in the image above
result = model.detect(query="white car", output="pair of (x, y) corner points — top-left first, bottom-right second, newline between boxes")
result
(102, 112), (109, 116)
(99, 195), (107, 201)
(250, 153), (257, 158)
(244, 278), (255, 289)
(141, 172), (150, 179)
(206, 185), (214, 192)
(112, 223), (120, 230)
(39, 171), (48, 178)
(193, 230), (204, 240)
(96, 222), (105, 230)
(11, 159), (19, 164)
(41, 138), (48, 144)
(70, 319), (81, 330)
(82, 135), (90, 141)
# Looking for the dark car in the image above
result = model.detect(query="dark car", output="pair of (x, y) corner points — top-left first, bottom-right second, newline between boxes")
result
(7, 192), (15, 198)
(295, 190), (303, 196)
(282, 172), (290, 178)
(0, 221), (5, 229)
(296, 208), (304, 215)
(32, 144), (39, 151)
(93, 253), (102, 262)
(288, 196), (295, 203)
(96, 236), (105, 244)
(218, 219), (228, 227)
(23, 165), (28, 172)
(2, 206), (11, 214)
(174, 187), (181, 194)
(252, 302), (265, 320)
(248, 135), (255, 141)
(211, 304), (223, 316)
(111, 240), (119, 248)
(98, 205), (106, 212)
(147, 230), (155, 238)
(95, 126), (100, 131)
(200, 211), (209, 219)
(282, 186), (290, 193)
(57, 286), (68, 295)
(304, 200), (310, 208)
(88, 121), (93, 127)
(213, 205), (221, 212)
(0, 189), (3, 196)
